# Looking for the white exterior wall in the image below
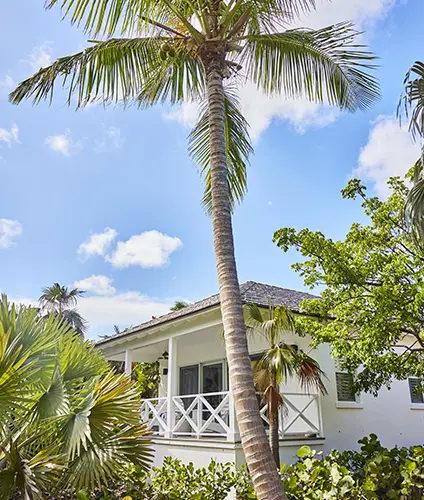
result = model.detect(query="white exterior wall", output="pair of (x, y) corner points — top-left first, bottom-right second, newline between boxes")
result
(99, 306), (424, 465)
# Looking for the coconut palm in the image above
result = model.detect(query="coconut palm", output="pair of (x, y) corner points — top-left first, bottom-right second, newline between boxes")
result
(0, 295), (152, 499)
(245, 303), (327, 467)
(400, 62), (424, 239)
(39, 283), (88, 336)
(10, 1), (379, 495)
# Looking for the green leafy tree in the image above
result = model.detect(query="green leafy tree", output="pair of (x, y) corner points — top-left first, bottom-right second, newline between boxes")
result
(245, 303), (327, 466)
(273, 176), (424, 395)
(10, 0), (379, 495)
(39, 283), (87, 336)
(0, 296), (152, 499)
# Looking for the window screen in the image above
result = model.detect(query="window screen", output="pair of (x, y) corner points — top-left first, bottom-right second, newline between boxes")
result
(409, 378), (424, 404)
(336, 372), (356, 402)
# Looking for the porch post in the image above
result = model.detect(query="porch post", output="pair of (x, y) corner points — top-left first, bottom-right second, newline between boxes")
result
(124, 349), (133, 376)
(165, 336), (178, 438)
(227, 386), (240, 442)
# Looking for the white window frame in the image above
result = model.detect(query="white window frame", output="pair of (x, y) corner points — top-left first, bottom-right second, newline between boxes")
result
(179, 358), (228, 395)
(335, 371), (363, 409)
(408, 377), (424, 410)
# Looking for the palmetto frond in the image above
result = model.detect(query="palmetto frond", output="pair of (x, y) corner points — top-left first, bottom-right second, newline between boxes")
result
(242, 22), (379, 111)
(0, 297), (152, 499)
(400, 61), (424, 140)
(189, 88), (252, 213)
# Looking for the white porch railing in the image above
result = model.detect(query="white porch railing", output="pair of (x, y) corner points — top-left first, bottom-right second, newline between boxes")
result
(259, 393), (322, 438)
(141, 391), (322, 440)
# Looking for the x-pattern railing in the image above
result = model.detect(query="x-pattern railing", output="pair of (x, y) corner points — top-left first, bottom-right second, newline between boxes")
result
(172, 392), (230, 438)
(141, 391), (322, 439)
(140, 397), (168, 434)
(259, 393), (321, 437)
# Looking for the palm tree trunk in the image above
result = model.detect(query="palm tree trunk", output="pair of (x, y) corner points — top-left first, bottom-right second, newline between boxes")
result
(268, 381), (281, 468)
(205, 55), (287, 500)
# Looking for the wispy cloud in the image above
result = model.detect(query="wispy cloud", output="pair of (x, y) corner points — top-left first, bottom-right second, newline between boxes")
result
(0, 124), (19, 148)
(22, 42), (53, 72)
(0, 74), (16, 92)
(0, 219), (22, 249)
(45, 130), (83, 156)
(94, 125), (124, 153)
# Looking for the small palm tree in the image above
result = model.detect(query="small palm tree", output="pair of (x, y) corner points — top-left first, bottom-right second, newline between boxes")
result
(245, 302), (327, 467)
(10, 1), (379, 495)
(170, 300), (190, 311)
(39, 283), (87, 336)
(399, 62), (424, 238)
(0, 295), (152, 499)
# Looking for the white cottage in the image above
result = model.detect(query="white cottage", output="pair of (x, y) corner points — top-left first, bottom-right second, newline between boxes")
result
(97, 281), (424, 468)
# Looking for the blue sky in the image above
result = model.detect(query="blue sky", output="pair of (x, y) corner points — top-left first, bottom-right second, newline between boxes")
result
(1, 0), (422, 339)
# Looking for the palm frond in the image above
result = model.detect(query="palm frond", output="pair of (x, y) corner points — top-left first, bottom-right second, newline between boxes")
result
(399, 61), (424, 140)
(242, 22), (379, 111)
(295, 351), (328, 395)
(189, 88), (252, 214)
(10, 37), (204, 109)
(405, 157), (424, 240)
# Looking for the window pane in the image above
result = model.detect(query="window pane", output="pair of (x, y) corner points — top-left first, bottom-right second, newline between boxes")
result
(336, 372), (356, 402)
(180, 365), (199, 395)
(409, 378), (424, 404)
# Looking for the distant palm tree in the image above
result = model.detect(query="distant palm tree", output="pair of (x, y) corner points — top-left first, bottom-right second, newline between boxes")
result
(170, 300), (190, 311)
(39, 282), (87, 336)
(245, 302), (327, 467)
(399, 62), (424, 237)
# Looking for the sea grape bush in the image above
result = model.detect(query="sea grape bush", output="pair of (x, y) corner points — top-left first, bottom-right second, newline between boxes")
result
(55, 435), (424, 499)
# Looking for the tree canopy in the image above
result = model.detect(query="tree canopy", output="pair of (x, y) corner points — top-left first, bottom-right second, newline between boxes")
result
(273, 176), (424, 395)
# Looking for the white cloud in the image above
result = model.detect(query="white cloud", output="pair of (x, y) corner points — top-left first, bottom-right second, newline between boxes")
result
(239, 83), (338, 139)
(23, 42), (53, 72)
(296, 0), (397, 31)
(78, 291), (174, 339)
(0, 124), (19, 147)
(74, 275), (116, 296)
(94, 125), (124, 153)
(78, 227), (118, 258)
(0, 219), (22, 249)
(0, 74), (16, 92)
(355, 116), (420, 197)
(45, 130), (83, 156)
(9, 290), (174, 340)
(107, 230), (182, 269)
(165, 0), (398, 140)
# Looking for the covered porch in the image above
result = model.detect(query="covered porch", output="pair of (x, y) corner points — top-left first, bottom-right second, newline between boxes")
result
(100, 308), (324, 444)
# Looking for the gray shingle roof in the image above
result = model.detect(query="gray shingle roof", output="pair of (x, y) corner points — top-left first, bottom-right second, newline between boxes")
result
(96, 281), (317, 346)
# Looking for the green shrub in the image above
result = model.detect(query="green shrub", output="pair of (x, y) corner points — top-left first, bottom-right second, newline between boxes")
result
(53, 435), (424, 500)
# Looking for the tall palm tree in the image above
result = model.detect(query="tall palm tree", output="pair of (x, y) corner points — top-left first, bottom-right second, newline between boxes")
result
(39, 283), (88, 336)
(0, 295), (152, 499)
(400, 62), (424, 238)
(10, 1), (379, 496)
(245, 303), (327, 467)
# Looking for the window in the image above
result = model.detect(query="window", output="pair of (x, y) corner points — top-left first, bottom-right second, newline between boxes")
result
(336, 372), (356, 402)
(408, 378), (424, 404)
